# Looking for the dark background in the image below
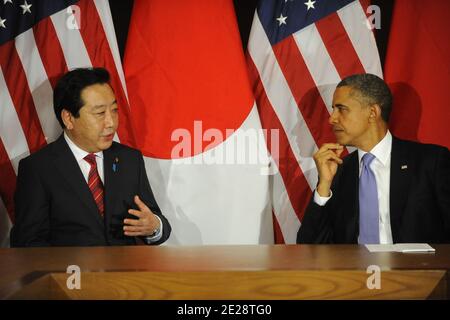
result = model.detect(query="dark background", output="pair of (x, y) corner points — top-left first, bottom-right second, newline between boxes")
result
(109, 0), (394, 68)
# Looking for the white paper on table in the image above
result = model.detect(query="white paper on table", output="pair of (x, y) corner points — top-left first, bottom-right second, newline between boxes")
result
(365, 243), (435, 253)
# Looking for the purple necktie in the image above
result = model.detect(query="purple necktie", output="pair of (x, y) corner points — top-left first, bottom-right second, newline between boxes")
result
(358, 153), (379, 244)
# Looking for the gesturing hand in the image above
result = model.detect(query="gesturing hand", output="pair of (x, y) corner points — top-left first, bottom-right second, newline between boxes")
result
(123, 195), (160, 237)
(313, 143), (344, 197)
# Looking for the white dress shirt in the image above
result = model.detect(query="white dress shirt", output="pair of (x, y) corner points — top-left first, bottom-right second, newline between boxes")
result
(314, 131), (394, 244)
(64, 133), (163, 243)
(64, 133), (104, 183)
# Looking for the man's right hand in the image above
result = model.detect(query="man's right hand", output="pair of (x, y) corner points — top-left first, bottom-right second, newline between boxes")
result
(313, 143), (344, 197)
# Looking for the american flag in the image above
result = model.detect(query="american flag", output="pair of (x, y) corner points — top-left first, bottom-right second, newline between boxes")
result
(0, 0), (134, 247)
(247, 0), (383, 243)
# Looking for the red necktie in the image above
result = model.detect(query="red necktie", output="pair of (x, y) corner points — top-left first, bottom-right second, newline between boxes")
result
(84, 154), (104, 216)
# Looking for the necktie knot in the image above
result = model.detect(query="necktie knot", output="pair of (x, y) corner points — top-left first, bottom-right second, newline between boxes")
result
(362, 153), (376, 168)
(84, 154), (97, 167)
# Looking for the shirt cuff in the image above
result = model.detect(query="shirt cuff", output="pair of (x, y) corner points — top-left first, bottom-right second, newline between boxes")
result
(144, 215), (163, 243)
(313, 189), (333, 206)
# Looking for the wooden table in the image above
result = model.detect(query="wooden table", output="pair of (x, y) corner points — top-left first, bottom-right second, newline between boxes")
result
(0, 245), (449, 299)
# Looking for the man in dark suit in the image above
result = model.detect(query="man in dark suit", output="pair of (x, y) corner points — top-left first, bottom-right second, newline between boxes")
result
(11, 68), (171, 247)
(297, 74), (449, 244)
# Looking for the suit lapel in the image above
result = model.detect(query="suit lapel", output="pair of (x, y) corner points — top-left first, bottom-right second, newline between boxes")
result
(52, 135), (104, 228)
(343, 152), (360, 242)
(103, 146), (119, 225)
(389, 137), (411, 242)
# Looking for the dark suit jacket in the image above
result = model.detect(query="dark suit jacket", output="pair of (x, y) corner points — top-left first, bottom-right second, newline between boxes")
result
(297, 137), (450, 244)
(10, 135), (171, 247)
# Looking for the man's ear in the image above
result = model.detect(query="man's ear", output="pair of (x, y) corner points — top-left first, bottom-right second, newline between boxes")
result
(61, 109), (74, 130)
(369, 104), (382, 122)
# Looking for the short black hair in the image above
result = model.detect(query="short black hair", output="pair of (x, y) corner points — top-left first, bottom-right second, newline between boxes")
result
(337, 73), (392, 122)
(53, 67), (111, 128)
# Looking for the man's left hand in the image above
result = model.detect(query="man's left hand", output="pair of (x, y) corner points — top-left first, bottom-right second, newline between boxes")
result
(123, 195), (160, 237)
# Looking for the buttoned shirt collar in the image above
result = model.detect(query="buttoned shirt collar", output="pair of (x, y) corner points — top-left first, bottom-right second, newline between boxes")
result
(358, 130), (392, 167)
(64, 132), (104, 162)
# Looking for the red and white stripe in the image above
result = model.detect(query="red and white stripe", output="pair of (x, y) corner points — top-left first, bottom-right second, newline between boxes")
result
(0, 0), (133, 246)
(247, 0), (382, 243)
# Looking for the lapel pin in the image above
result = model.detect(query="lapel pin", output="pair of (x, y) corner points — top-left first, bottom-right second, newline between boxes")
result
(401, 165), (407, 170)
(112, 157), (119, 172)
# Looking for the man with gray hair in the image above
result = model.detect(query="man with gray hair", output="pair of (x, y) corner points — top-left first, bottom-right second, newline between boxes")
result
(297, 73), (449, 244)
